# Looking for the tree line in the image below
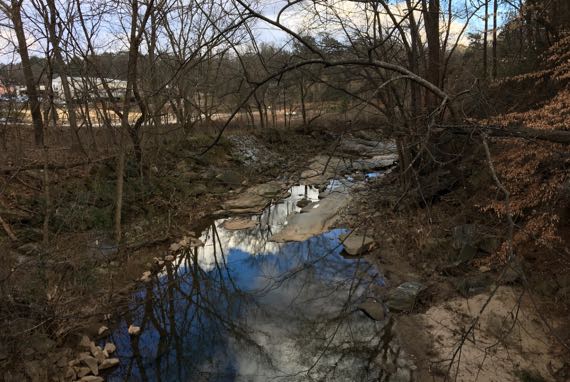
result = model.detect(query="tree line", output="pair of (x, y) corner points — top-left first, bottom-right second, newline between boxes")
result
(0, 0), (568, 242)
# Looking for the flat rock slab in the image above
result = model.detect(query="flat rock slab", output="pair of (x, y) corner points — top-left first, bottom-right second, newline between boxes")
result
(300, 156), (344, 184)
(221, 193), (269, 214)
(386, 282), (426, 312)
(341, 233), (376, 256)
(252, 182), (285, 198)
(351, 154), (398, 172)
(222, 218), (258, 230)
(271, 193), (349, 242)
(358, 300), (386, 321)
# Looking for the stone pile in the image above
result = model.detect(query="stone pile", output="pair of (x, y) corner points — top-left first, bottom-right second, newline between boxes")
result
(65, 335), (119, 382)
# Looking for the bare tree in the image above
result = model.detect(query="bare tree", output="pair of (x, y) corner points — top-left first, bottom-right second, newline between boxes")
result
(0, 0), (44, 145)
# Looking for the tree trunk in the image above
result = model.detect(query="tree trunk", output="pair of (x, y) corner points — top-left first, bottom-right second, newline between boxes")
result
(114, 136), (125, 243)
(492, 0), (498, 79)
(11, 0), (44, 146)
(300, 82), (307, 130)
(483, 0), (489, 79)
(42, 146), (50, 247)
(422, 0), (441, 109)
(282, 91), (287, 128)
(44, 0), (85, 155)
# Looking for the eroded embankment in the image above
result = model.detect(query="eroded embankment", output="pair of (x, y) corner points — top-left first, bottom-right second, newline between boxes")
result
(342, 165), (569, 382)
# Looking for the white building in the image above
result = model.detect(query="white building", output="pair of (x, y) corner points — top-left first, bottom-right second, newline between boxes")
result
(52, 76), (127, 100)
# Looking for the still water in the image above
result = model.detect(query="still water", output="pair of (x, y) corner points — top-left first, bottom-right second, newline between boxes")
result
(106, 185), (392, 382)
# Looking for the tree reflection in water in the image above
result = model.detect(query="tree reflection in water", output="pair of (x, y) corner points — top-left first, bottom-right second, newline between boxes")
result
(106, 185), (390, 382)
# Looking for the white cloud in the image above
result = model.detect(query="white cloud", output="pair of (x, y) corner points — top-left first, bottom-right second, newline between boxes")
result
(256, 0), (471, 49)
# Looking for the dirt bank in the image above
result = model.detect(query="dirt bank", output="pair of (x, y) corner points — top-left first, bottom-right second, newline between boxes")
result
(342, 167), (569, 381)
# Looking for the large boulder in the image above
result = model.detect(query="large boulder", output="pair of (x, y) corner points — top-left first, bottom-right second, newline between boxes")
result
(221, 193), (269, 214)
(452, 224), (499, 254)
(252, 182), (284, 198)
(386, 282), (426, 312)
(358, 300), (386, 321)
(341, 233), (376, 256)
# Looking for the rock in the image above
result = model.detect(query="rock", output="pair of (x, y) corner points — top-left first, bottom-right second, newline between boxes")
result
(99, 358), (120, 370)
(172, 234), (204, 250)
(97, 326), (108, 336)
(165, 255), (175, 262)
(80, 355), (98, 375)
(452, 224), (479, 250)
(222, 218), (257, 230)
(222, 193), (269, 214)
(189, 238), (204, 247)
(300, 203), (317, 213)
(457, 244), (478, 263)
(386, 282), (426, 312)
(103, 343), (116, 354)
(215, 170), (244, 188)
(79, 336), (92, 350)
(271, 192), (349, 242)
(253, 182), (283, 198)
(55, 354), (68, 368)
(128, 325), (141, 336)
(64, 366), (76, 380)
(79, 376), (104, 382)
(90, 345), (107, 362)
(296, 198), (311, 208)
(341, 233), (376, 256)
(75, 366), (91, 378)
(452, 224), (499, 254)
(358, 300), (386, 321)
(140, 271), (152, 282)
(478, 265), (492, 273)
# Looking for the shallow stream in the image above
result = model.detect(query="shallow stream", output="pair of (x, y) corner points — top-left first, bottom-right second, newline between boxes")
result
(105, 182), (409, 381)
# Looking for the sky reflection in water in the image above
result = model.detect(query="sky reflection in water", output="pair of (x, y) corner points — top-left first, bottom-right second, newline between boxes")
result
(106, 185), (386, 382)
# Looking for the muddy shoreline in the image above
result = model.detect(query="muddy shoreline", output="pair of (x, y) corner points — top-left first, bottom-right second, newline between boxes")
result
(343, 173), (569, 382)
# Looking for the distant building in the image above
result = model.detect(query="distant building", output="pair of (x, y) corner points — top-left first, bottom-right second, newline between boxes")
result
(52, 76), (127, 100)
(0, 83), (16, 96)
(14, 84), (47, 97)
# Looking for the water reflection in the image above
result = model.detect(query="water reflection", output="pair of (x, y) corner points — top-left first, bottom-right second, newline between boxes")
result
(107, 185), (388, 382)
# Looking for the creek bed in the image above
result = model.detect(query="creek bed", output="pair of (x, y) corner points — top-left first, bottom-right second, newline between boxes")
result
(104, 183), (410, 381)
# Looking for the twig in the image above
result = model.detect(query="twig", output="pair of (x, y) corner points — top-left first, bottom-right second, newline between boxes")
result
(0, 214), (18, 241)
